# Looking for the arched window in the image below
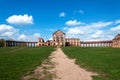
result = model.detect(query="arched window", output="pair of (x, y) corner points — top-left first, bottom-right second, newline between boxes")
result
(56, 36), (59, 42)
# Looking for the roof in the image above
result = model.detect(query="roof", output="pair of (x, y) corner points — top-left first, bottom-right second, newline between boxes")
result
(113, 34), (120, 40)
(53, 29), (65, 35)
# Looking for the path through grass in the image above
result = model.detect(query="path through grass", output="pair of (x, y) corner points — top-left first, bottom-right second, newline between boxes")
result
(0, 47), (54, 80)
(62, 47), (120, 80)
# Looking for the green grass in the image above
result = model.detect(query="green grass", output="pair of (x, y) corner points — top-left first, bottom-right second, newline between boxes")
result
(0, 47), (54, 80)
(62, 47), (120, 80)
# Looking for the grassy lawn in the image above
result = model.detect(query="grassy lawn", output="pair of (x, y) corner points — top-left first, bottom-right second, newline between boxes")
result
(0, 47), (54, 80)
(62, 47), (120, 80)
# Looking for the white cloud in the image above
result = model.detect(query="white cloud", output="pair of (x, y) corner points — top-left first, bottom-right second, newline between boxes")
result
(33, 33), (41, 38)
(64, 21), (116, 41)
(65, 20), (84, 26)
(18, 33), (41, 41)
(0, 24), (19, 38)
(59, 12), (66, 17)
(18, 34), (26, 40)
(91, 30), (104, 38)
(49, 37), (53, 40)
(67, 27), (85, 35)
(6, 14), (33, 25)
(90, 21), (113, 28)
(0, 24), (40, 41)
(115, 20), (120, 24)
(110, 25), (120, 31)
(79, 10), (84, 14)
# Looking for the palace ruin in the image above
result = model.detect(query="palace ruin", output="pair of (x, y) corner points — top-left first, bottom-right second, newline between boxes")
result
(3, 30), (120, 48)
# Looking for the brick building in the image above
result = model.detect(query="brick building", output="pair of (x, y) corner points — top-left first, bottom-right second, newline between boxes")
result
(36, 30), (120, 47)
(112, 34), (120, 48)
(3, 30), (120, 48)
(37, 30), (80, 46)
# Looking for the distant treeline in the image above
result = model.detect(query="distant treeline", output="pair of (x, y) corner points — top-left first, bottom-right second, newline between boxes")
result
(0, 39), (5, 47)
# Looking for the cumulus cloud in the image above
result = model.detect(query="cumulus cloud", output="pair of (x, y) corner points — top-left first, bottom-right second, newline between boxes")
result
(6, 14), (33, 25)
(18, 33), (41, 41)
(0, 24), (19, 38)
(65, 20), (84, 26)
(64, 20), (118, 41)
(59, 12), (66, 17)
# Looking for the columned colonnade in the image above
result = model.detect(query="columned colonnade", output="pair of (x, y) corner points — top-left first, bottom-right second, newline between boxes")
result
(4, 40), (37, 47)
(80, 40), (112, 47)
(65, 38), (80, 46)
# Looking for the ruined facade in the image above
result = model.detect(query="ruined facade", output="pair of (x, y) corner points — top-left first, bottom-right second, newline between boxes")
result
(37, 30), (120, 48)
(65, 38), (80, 46)
(37, 38), (44, 46)
(53, 30), (66, 46)
(112, 34), (120, 48)
(3, 30), (120, 48)
(37, 30), (80, 46)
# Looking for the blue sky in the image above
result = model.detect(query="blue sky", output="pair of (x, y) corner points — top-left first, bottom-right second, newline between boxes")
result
(0, 0), (120, 41)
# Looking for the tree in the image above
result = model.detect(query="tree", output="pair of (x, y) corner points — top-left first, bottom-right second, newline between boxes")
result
(0, 39), (5, 47)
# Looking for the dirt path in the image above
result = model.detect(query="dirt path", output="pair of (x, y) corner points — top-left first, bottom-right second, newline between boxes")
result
(22, 47), (97, 80)
(51, 47), (97, 80)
